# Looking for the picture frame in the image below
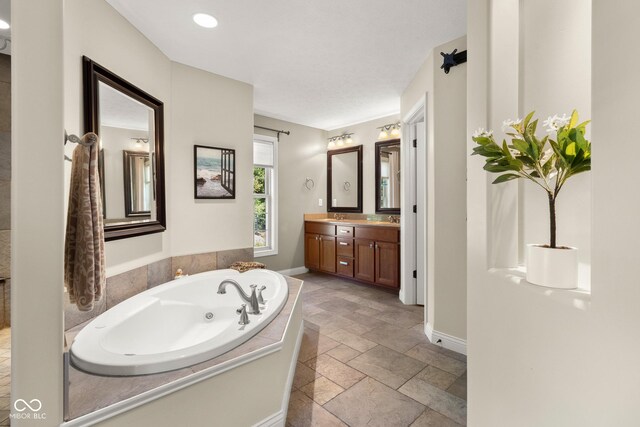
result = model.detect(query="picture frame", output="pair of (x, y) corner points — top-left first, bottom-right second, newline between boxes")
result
(194, 144), (236, 199)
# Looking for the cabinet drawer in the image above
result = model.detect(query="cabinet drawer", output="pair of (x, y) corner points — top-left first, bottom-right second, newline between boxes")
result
(337, 256), (354, 277)
(336, 226), (355, 238)
(336, 238), (354, 257)
(354, 226), (399, 243)
(305, 222), (336, 236)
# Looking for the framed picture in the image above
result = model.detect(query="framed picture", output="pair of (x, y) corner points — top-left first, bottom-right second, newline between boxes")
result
(194, 145), (236, 199)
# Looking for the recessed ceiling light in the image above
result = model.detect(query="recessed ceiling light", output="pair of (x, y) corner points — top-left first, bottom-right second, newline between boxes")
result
(0, 20), (9, 30)
(193, 13), (218, 28)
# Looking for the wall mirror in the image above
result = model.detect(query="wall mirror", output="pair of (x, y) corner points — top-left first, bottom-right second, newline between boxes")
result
(327, 145), (363, 213)
(83, 56), (166, 240)
(375, 139), (401, 214)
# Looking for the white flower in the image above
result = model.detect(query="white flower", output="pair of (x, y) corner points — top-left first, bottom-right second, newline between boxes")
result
(544, 113), (570, 133)
(501, 118), (522, 132)
(473, 128), (493, 138)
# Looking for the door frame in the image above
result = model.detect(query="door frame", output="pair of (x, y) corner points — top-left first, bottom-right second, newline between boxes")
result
(400, 98), (426, 309)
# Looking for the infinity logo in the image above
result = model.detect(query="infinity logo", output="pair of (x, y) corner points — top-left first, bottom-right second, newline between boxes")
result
(14, 399), (42, 412)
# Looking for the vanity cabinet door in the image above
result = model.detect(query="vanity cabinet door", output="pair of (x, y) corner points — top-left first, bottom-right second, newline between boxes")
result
(355, 239), (375, 283)
(305, 233), (321, 270)
(319, 235), (336, 273)
(375, 241), (400, 288)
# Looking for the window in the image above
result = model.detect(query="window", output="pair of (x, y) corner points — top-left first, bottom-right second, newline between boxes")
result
(253, 135), (278, 256)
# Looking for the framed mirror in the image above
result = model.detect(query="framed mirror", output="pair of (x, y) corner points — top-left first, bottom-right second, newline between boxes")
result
(375, 139), (401, 214)
(83, 56), (166, 241)
(327, 145), (363, 213)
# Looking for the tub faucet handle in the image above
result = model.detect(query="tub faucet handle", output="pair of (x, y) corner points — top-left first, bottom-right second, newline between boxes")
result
(248, 285), (261, 315)
(256, 285), (267, 305)
(236, 304), (250, 325)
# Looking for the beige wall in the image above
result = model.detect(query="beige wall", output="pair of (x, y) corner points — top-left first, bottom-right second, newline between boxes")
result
(254, 115), (326, 272)
(64, 0), (172, 277)
(330, 114), (400, 214)
(400, 37), (467, 341)
(466, 0), (640, 425)
(12, 1), (65, 425)
(169, 62), (254, 257)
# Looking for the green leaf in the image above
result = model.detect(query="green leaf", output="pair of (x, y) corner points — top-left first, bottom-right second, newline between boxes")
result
(492, 174), (521, 184)
(569, 110), (578, 128)
(523, 111), (535, 128)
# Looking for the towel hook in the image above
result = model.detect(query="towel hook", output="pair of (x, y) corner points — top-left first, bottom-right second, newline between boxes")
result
(343, 181), (351, 191)
(64, 131), (98, 147)
(304, 177), (315, 190)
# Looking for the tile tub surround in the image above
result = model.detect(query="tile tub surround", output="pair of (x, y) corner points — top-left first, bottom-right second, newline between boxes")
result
(65, 276), (302, 419)
(287, 272), (467, 427)
(0, 54), (10, 331)
(64, 247), (254, 330)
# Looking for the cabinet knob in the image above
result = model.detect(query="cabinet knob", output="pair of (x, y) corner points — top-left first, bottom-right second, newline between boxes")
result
(369, 242), (374, 248)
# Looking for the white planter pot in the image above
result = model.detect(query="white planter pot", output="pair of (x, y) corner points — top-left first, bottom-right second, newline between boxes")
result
(526, 244), (578, 289)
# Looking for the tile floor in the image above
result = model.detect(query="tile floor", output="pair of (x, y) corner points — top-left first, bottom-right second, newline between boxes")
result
(287, 273), (466, 427)
(0, 328), (9, 426)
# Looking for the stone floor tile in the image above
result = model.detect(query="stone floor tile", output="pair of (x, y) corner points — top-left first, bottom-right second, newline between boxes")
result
(347, 345), (426, 389)
(326, 344), (361, 363)
(325, 377), (425, 427)
(326, 329), (377, 353)
(293, 361), (321, 390)
(399, 377), (467, 425)
(410, 408), (463, 427)
(405, 344), (467, 376)
(297, 328), (341, 362)
(363, 323), (428, 353)
(304, 354), (366, 389)
(415, 365), (458, 390)
(286, 390), (347, 427)
(447, 371), (467, 401)
(299, 376), (345, 405)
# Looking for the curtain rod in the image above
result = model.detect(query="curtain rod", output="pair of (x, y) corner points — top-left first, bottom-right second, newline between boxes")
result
(254, 125), (291, 138)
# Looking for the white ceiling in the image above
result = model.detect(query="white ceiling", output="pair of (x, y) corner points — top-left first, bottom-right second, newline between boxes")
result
(106, 0), (466, 130)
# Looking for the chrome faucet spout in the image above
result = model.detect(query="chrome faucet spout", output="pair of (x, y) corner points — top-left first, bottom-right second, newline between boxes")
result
(217, 279), (261, 314)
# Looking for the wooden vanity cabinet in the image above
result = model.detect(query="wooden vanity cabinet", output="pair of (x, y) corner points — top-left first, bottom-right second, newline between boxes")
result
(305, 220), (400, 290)
(304, 223), (336, 273)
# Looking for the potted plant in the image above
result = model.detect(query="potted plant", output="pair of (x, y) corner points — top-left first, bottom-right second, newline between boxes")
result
(472, 110), (591, 288)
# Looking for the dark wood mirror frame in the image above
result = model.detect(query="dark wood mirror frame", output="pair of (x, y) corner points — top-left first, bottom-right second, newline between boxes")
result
(375, 139), (401, 215)
(327, 145), (363, 213)
(83, 56), (166, 241)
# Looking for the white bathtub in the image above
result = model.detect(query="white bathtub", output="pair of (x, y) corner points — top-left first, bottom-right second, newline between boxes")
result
(70, 269), (289, 376)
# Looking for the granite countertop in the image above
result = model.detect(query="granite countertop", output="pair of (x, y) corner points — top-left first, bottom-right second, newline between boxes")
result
(305, 218), (400, 228)
(66, 276), (303, 420)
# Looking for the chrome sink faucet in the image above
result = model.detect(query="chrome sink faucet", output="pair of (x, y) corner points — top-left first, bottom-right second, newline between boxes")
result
(217, 279), (261, 314)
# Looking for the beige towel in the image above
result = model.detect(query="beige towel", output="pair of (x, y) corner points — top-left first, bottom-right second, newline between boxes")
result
(64, 133), (105, 311)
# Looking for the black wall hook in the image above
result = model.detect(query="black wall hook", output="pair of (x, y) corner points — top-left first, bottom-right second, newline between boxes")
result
(440, 49), (468, 74)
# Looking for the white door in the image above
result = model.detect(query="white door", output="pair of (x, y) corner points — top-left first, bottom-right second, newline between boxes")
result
(416, 121), (426, 305)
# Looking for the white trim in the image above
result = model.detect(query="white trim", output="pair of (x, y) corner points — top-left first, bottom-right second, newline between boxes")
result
(425, 322), (467, 356)
(253, 134), (279, 257)
(277, 266), (309, 276)
(62, 288), (304, 427)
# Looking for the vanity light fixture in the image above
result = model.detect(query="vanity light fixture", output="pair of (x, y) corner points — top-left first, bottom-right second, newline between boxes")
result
(131, 137), (149, 145)
(0, 19), (9, 30)
(193, 13), (218, 28)
(377, 122), (401, 140)
(327, 133), (355, 150)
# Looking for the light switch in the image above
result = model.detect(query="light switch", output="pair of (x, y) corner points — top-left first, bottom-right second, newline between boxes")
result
(318, 198), (323, 207)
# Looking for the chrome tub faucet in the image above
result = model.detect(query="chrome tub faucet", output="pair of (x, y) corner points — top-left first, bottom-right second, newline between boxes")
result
(217, 279), (261, 314)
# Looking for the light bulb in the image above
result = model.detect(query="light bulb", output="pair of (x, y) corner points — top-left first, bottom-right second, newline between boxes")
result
(193, 13), (218, 28)
(0, 20), (9, 30)
(346, 136), (353, 144)
(378, 130), (388, 139)
(336, 138), (344, 147)
(391, 127), (400, 137)
(327, 140), (336, 150)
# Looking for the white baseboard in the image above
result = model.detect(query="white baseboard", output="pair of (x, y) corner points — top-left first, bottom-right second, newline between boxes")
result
(254, 410), (285, 427)
(277, 266), (308, 276)
(425, 322), (467, 356)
